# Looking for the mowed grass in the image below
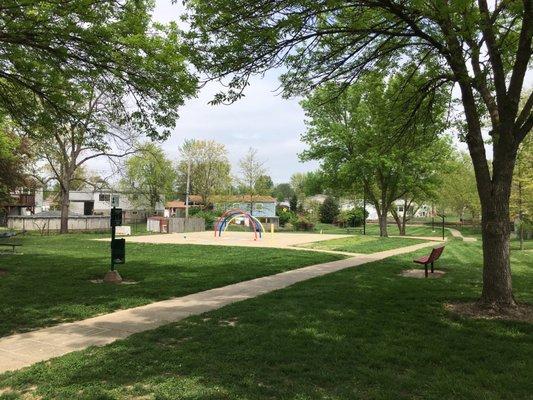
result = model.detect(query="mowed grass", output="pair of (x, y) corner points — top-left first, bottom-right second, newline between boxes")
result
(315, 222), (450, 238)
(299, 234), (428, 253)
(0, 239), (531, 399)
(0, 233), (342, 337)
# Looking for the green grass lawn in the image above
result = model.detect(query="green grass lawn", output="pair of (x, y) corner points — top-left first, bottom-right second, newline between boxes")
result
(299, 235), (428, 253)
(359, 224), (450, 237)
(312, 223), (450, 238)
(0, 233), (342, 337)
(0, 239), (531, 399)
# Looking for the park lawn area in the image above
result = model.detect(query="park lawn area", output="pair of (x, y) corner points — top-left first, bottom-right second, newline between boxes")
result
(359, 224), (450, 237)
(314, 223), (450, 238)
(0, 240), (531, 399)
(299, 234), (428, 254)
(0, 233), (342, 337)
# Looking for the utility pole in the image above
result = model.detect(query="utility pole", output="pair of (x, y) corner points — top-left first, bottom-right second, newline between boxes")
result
(185, 158), (191, 219)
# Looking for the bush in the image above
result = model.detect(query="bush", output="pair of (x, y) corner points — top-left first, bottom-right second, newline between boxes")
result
(319, 196), (340, 223)
(289, 194), (298, 212)
(337, 207), (367, 227)
(291, 214), (315, 231)
(276, 205), (294, 227)
(189, 208), (221, 229)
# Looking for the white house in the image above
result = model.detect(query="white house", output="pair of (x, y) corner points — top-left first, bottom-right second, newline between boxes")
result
(302, 194), (432, 221)
(38, 189), (164, 217)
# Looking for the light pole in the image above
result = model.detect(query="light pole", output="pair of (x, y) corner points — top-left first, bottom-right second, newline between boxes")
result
(185, 158), (191, 219)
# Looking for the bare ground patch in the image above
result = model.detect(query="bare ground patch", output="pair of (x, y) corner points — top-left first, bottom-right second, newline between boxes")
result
(400, 269), (445, 279)
(445, 302), (533, 323)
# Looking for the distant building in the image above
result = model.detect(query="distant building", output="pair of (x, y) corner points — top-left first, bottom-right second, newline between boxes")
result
(302, 193), (433, 221)
(211, 194), (276, 216)
(164, 195), (203, 217)
(38, 189), (164, 219)
(1, 188), (44, 217)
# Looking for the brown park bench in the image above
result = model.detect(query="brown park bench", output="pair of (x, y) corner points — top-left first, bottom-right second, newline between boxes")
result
(413, 246), (445, 277)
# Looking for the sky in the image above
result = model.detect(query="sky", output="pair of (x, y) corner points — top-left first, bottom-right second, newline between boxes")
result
(87, 0), (532, 184)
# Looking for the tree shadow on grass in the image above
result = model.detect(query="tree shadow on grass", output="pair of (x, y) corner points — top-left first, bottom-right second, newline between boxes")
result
(1, 244), (532, 400)
(0, 245), (341, 337)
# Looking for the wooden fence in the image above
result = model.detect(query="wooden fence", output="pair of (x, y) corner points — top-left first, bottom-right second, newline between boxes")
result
(168, 217), (205, 233)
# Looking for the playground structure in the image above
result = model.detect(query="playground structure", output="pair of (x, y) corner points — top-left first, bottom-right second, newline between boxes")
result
(214, 209), (265, 240)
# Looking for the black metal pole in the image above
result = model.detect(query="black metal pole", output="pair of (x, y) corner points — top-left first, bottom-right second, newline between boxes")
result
(111, 207), (115, 271)
(442, 215), (445, 240)
(363, 187), (366, 235)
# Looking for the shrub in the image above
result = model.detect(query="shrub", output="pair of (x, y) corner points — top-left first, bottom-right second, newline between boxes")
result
(276, 206), (294, 227)
(319, 196), (340, 223)
(189, 208), (221, 229)
(337, 207), (367, 227)
(289, 194), (298, 212)
(292, 214), (315, 231)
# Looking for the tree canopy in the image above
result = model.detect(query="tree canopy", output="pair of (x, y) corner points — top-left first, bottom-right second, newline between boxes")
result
(177, 139), (231, 207)
(1, 0), (197, 139)
(238, 148), (267, 207)
(437, 152), (481, 222)
(301, 72), (451, 236)
(0, 119), (31, 203)
(184, 0), (531, 308)
(121, 143), (175, 211)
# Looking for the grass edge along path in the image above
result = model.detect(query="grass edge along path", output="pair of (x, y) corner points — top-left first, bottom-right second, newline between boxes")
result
(0, 239), (531, 400)
(0, 234), (343, 337)
(0, 241), (437, 374)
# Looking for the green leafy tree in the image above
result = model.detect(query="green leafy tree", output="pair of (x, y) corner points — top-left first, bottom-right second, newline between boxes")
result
(272, 183), (294, 202)
(302, 171), (326, 196)
(437, 152), (481, 224)
(1, 0), (197, 135)
(301, 72), (450, 237)
(184, 0), (532, 310)
(238, 147), (267, 212)
(122, 143), (176, 212)
(0, 119), (30, 204)
(319, 196), (340, 224)
(177, 139), (231, 208)
(254, 175), (274, 195)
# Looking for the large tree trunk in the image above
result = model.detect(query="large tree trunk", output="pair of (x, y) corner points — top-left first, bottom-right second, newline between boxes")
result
(454, 75), (520, 310)
(479, 186), (516, 309)
(378, 208), (388, 237)
(399, 221), (406, 236)
(59, 183), (70, 234)
(391, 209), (403, 235)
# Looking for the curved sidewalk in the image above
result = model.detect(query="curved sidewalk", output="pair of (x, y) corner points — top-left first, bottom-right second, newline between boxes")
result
(448, 227), (478, 242)
(0, 241), (437, 374)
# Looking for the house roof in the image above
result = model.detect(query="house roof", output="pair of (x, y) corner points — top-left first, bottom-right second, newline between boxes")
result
(210, 195), (277, 203)
(188, 195), (203, 203)
(165, 200), (186, 209)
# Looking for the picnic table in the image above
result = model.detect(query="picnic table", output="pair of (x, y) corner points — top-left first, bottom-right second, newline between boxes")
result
(0, 242), (22, 253)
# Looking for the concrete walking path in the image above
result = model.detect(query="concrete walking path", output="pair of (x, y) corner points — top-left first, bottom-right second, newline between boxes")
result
(448, 228), (477, 242)
(0, 241), (437, 374)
